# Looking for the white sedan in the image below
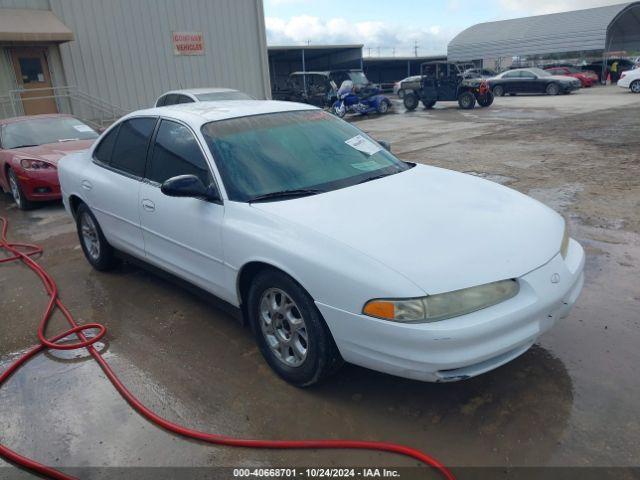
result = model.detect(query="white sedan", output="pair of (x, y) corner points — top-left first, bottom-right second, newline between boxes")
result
(59, 101), (584, 386)
(618, 68), (640, 93)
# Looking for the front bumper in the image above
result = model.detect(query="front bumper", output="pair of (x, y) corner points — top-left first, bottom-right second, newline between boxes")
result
(617, 77), (632, 88)
(16, 168), (61, 201)
(317, 238), (585, 382)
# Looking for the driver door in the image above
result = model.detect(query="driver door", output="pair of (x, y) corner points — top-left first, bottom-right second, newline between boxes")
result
(139, 118), (228, 300)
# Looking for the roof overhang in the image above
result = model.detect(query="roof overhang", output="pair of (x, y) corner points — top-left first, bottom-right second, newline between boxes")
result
(0, 9), (73, 43)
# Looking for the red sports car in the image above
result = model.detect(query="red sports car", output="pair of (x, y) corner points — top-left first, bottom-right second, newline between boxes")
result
(545, 66), (597, 87)
(0, 114), (98, 209)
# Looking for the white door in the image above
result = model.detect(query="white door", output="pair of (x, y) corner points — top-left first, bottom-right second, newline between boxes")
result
(139, 119), (228, 299)
(88, 117), (157, 257)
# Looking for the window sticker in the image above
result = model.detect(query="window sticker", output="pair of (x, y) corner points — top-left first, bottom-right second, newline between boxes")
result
(345, 134), (381, 156)
(73, 124), (94, 133)
(351, 160), (382, 172)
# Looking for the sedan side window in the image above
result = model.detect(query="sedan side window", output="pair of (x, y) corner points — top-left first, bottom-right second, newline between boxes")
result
(147, 119), (211, 186)
(176, 95), (195, 104)
(110, 118), (156, 177)
(93, 125), (120, 164)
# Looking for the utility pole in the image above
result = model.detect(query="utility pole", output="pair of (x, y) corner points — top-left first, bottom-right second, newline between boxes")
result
(414, 40), (418, 57)
(392, 47), (396, 57)
(368, 47), (371, 57)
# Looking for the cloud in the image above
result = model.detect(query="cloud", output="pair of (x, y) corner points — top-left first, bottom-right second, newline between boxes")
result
(498, 0), (626, 15)
(265, 15), (454, 56)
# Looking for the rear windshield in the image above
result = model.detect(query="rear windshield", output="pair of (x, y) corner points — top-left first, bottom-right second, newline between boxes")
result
(201, 110), (410, 202)
(195, 91), (253, 101)
(1, 117), (98, 149)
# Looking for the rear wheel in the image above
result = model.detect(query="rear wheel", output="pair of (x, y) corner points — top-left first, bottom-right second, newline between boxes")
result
(492, 85), (505, 97)
(546, 83), (560, 95)
(631, 80), (640, 93)
(458, 91), (476, 109)
(477, 91), (494, 107)
(7, 168), (34, 210)
(422, 99), (436, 109)
(248, 269), (343, 387)
(377, 99), (390, 114)
(76, 203), (118, 271)
(403, 92), (419, 111)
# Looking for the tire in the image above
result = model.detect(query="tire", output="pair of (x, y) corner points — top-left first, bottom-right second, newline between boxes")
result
(377, 99), (390, 114)
(75, 203), (118, 271)
(422, 100), (436, 109)
(403, 92), (419, 111)
(477, 91), (494, 107)
(631, 80), (640, 94)
(546, 83), (560, 95)
(332, 103), (346, 118)
(492, 85), (505, 97)
(247, 269), (343, 387)
(457, 91), (476, 109)
(7, 168), (35, 210)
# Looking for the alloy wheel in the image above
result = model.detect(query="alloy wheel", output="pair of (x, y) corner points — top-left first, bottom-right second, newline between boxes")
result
(80, 212), (101, 261)
(259, 288), (308, 367)
(8, 171), (23, 208)
(631, 81), (640, 93)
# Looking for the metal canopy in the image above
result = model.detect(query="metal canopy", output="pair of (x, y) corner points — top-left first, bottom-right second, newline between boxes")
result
(448, 2), (640, 61)
(0, 8), (73, 43)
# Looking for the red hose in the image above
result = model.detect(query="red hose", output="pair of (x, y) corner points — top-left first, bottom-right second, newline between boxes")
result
(0, 215), (455, 480)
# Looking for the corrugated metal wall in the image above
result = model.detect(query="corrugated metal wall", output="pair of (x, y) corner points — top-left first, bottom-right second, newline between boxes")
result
(46, 0), (270, 110)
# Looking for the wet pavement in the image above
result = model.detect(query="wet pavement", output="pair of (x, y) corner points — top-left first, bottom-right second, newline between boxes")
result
(1, 86), (639, 478)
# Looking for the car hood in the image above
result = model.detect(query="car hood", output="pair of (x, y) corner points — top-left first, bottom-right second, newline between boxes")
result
(9, 139), (95, 165)
(252, 164), (564, 295)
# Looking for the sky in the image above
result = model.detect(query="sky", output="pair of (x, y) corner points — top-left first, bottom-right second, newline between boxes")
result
(264, 0), (627, 56)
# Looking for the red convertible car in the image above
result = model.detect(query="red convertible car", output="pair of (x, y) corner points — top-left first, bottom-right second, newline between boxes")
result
(545, 66), (598, 87)
(0, 114), (98, 209)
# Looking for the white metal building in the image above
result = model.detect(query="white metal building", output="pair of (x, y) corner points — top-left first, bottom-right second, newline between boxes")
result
(0, 0), (271, 125)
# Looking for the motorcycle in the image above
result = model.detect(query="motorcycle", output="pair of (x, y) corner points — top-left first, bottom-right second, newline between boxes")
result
(331, 80), (392, 118)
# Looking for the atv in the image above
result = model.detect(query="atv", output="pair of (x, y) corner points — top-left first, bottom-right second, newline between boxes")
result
(403, 61), (494, 111)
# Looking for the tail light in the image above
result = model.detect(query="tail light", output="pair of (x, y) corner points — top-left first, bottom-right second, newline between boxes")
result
(20, 159), (56, 170)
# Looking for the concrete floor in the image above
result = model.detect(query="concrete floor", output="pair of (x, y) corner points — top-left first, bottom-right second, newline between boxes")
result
(1, 86), (639, 479)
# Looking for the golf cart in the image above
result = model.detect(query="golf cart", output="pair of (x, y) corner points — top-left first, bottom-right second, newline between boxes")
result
(403, 61), (494, 110)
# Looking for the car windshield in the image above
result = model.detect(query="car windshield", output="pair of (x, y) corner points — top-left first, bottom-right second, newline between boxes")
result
(201, 110), (411, 202)
(347, 71), (369, 85)
(195, 91), (253, 101)
(529, 68), (551, 77)
(1, 117), (98, 149)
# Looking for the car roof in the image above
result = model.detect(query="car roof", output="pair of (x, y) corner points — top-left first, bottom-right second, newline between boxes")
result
(127, 100), (318, 126)
(0, 113), (73, 125)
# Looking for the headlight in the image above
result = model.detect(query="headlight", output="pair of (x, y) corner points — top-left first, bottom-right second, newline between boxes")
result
(20, 159), (56, 170)
(363, 279), (519, 323)
(560, 220), (570, 259)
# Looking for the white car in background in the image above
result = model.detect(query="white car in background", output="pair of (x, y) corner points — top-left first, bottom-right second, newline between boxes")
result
(618, 68), (640, 93)
(58, 100), (584, 386)
(393, 75), (421, 98)
(155, 88), (254, 107)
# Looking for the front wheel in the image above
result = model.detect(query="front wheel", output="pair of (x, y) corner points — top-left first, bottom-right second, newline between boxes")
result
(7, 168), (34, 210)
(248, 269), (343, 387)
(477, 91), (494, 107)
(546, 83), (560, 95)
(76, 203), (118, 271)
(331, 102), (346, 118)
(458, 91), (476, 109)
(631, 80), (640, 93)
(422, 99), (436, 109)
(403, 92), (419, 111)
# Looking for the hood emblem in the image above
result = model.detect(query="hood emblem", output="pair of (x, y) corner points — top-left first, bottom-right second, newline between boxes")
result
(551, 273), (561, 284)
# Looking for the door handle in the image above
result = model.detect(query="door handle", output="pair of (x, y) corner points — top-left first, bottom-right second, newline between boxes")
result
(141, 199), (155, 212)
(81, 180), (93, 191)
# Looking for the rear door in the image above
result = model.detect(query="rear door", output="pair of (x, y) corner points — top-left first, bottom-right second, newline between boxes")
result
(89, 117), (157, 258)
(139, 118), (227, 298)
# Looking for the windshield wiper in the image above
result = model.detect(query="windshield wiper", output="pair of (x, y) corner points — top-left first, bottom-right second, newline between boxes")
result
(249, 188), (324, 203)
(357, 172), (394, 185)
(10, 144), (39, 149)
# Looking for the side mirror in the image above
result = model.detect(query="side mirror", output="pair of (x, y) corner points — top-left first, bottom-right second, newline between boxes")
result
(378, 140), (391, 152)
(161, 175), (220, 202)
